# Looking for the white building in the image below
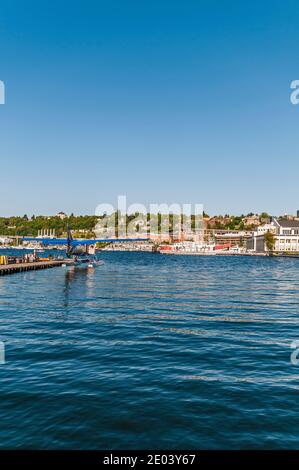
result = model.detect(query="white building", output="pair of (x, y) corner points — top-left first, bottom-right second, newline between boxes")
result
(247, 219), (299, 253)
(256, 223), (276, 235)
(0, 236), (11, 245)
(56, 211), (67, 220)
(272, 218), (299, 252)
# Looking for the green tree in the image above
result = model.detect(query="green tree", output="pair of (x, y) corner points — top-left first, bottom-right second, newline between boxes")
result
(264, 231), (276, 252)
(260, 212), (270, 222)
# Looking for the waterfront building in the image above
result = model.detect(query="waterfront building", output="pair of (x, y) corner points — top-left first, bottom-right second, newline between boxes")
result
(148, 233), (172, 243)
(246, 234), (266, 253)
(247, 219), (299, 253)
(159, 242), (216, 254)
(213, 230), (252, 247)
(272, 218), (299, 252)
(0, 236), (11, 245)
(273, 218), (299, 236)
(37, 229), (55, 238)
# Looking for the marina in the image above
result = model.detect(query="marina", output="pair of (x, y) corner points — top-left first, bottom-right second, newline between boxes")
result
(0, 0), (298, 459)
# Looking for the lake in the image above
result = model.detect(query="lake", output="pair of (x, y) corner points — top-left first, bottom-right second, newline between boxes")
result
(0, 251), (298, 449)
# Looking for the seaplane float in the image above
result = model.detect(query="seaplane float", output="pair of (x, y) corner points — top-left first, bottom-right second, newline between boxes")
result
(22, 230), (149, 269)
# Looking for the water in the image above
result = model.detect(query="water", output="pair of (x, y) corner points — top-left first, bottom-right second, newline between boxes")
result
(0, 251), (299, 449)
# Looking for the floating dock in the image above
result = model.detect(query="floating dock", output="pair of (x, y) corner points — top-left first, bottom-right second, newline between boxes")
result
(0, 260), (71, 276)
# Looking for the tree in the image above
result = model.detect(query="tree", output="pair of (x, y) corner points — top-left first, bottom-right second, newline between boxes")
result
(264, 231), (276, 252)
(260, 212), (270, 222)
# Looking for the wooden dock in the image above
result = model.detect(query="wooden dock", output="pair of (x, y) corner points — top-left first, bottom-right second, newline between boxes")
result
(0, 260), (71, 276)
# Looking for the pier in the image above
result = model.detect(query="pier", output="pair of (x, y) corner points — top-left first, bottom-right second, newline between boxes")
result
(0, 260), (70, 276)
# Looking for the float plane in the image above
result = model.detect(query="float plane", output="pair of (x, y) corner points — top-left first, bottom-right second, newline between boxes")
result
(23, 229), (149, 268)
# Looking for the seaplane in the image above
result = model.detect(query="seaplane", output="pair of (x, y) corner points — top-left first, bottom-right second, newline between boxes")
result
(22, 229), (149, 268)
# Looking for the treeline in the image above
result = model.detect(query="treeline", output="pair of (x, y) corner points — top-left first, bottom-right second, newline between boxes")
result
(206, 212), (270, 231)
(0, 212), (202, 237)
(0, 211), (271, 237)
(0, 215), (99, 236)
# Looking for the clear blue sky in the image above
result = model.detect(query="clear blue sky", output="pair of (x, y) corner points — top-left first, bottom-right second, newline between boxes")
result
(0, 0), (298, 216)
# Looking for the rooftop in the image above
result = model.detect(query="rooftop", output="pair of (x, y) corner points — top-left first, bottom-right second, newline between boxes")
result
(275, 219), (299, 228)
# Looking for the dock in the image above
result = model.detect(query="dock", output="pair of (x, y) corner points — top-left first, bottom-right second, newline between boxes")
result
(0, 260), (71, 276)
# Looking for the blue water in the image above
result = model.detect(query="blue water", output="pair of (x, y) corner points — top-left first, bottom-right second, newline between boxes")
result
(0, 251), (299, 449)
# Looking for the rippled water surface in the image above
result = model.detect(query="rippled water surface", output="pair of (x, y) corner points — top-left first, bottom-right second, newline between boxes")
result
(0, 251), (299, 449)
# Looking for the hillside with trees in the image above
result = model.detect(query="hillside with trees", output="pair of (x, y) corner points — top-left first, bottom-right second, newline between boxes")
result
(0, 215), (99, 237)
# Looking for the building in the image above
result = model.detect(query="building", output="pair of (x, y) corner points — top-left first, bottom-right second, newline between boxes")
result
(37, 229), (55, 238)
(213, 230), (252, 247)
(246, 223), (276, 252)
(242, 215), (260, 227)
(247, 219), (299, 253)
(272, 218), (299, 252)
(56, 211), (67, 220)
(159, 242), (216, 254)
(246, 234), (266, 253)
(273, 218), (299, 235)
(255, 223), (276, 235)
(148, 233), (172, 243)
(206, 216), (231, 229)
(0, 236), (11, 245)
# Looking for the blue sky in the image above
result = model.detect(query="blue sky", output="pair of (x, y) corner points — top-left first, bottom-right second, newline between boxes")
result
(0, 0), (298, 216)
